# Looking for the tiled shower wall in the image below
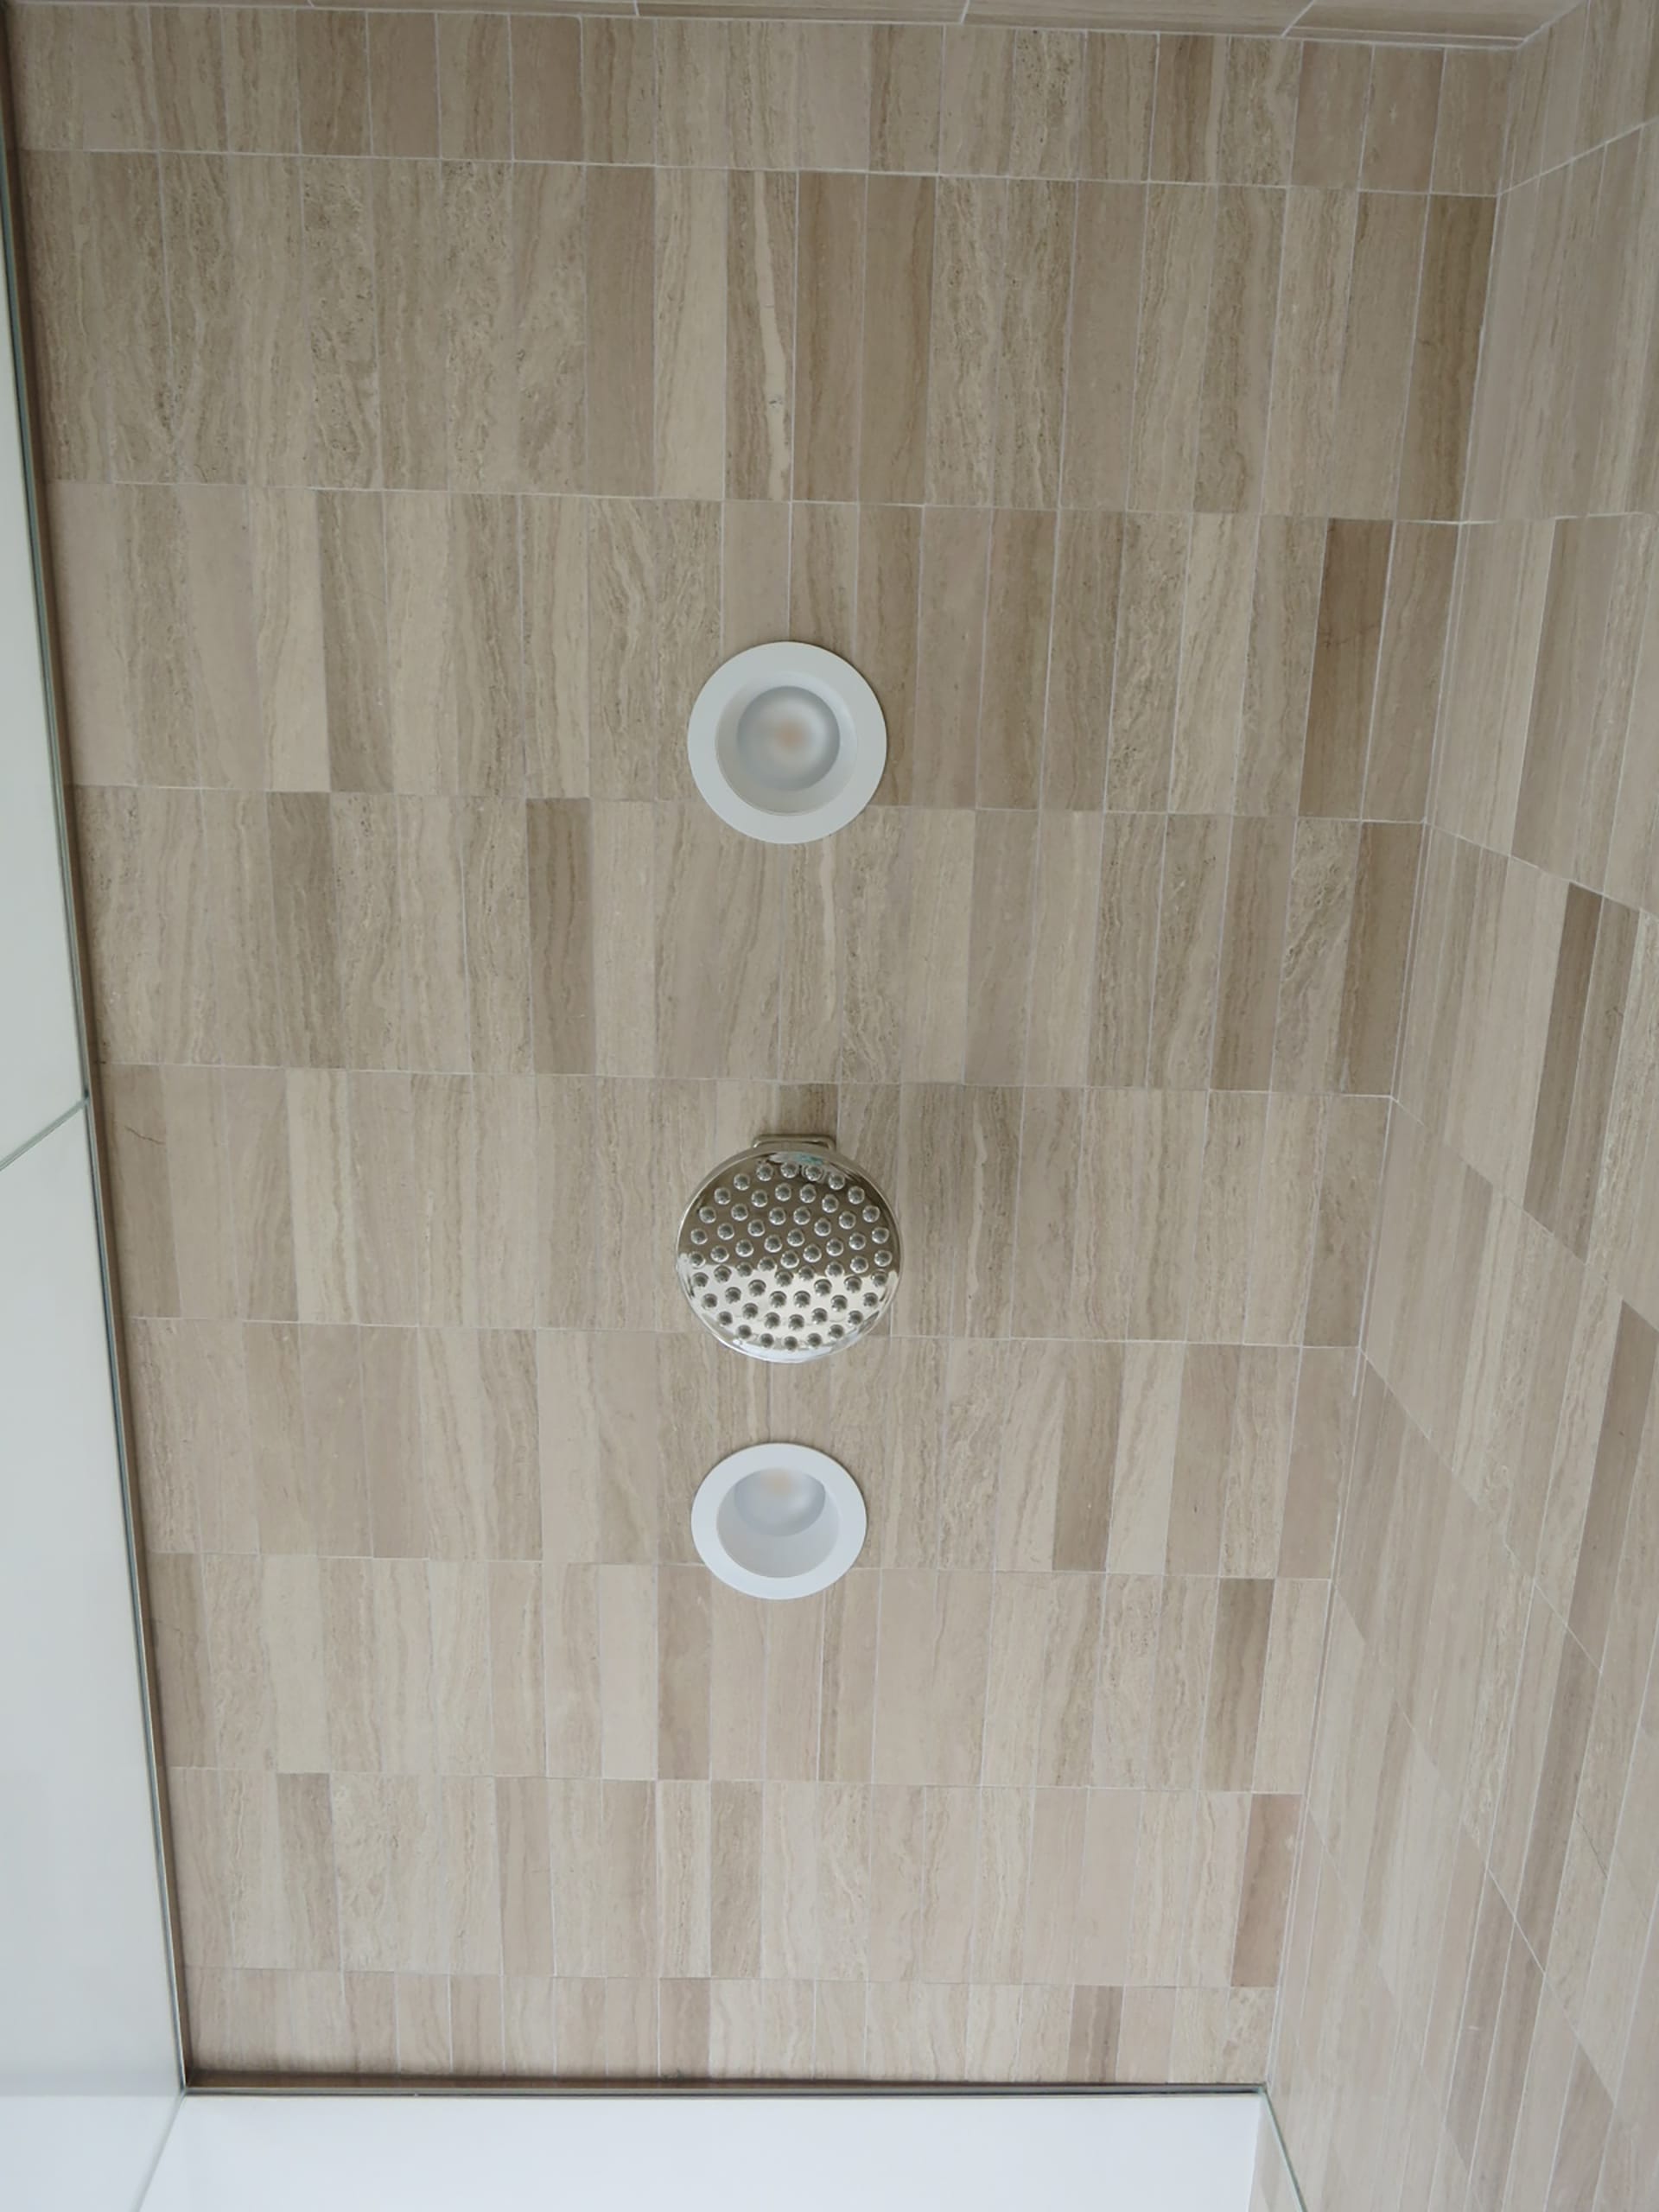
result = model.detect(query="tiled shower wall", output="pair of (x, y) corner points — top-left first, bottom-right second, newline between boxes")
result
(9, 7), (1504, 2080)
(1270, 0), (1659, 2206)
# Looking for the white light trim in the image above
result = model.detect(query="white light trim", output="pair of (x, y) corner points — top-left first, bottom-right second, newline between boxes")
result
(687, 642), (887, 845)
(690, 1442), (867, 1600)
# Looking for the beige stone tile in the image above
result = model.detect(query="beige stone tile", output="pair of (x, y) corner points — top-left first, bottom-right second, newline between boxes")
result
(720, 23), (796, 169)
(1023, 817), (1103, 1087)
(1211, 821), (1291, 1095)
(200, 1552), (280, 1777)
(1179, 1789), (1250, 1989)
(303, 159), (380, 491)
(1433, 522), (1554, 853)
(1071, 1090), (1136, 1335)
(1088, 1571), (1160, 1791)
(524, 800), (594, 1076)
(436, 16), (510, 161)
(512, 166), (586, 497)
(1243, 1097), (1324, 1347)
(761, 1594), (823, 1783)
(1273, 822), (1359, 1097)
(1433, 51), (1510, 197)
(296, 12), (367, 159)
(886, 813), (968, 1087)
(1262, 187), (1357, 517)
(962, 815), (1037, 1087)
(1300, 522), (1390, 818)
(991, 180), (1072, 507)
(1336, 823), (1419, 1097)
(1043, 515), (1118, 813)
(825, 806), (903, 1085)
(1080, 32), (1154, 181)
(1106, 518), (1187, 813)
(162, 156), (248, 486)
(862, 506), (929, 809)
(1236, 515), (1325, 817)
(924, 180), (1005, 506)
(1363, 50), (1440, 193)
(1400, 195), (1495, 523)
(653, 21), (726, 168)
(508, 19), (580, 164)
(1150, 36), (1220, 184)
(6, 10), (78, 157)
(368, 15), (437, 159)
(96, 151), (176, 480)
(1128, 182), (1216, 512)
(585, 167), (654, 499)
(906, 509), (986, 814)
(1193, 188), (1281, 514)
(761, 1782), (870, 1981)
(1009, 29), (1085, 178)
(795, 180), (864, 503)
(869, 26), (942, 174)
(1222, 40), (1298, 187)
(101, 1066), (181, 1320)
(873, 1573), (992, 1788)
(584, 21), (655, 167)
(1364, 523), (1456, 824)
(726, 171), (795, 503)
(1526, 887), (1637, 1262)
(1334, 194), (1427, 520)
(1060, 182), (1143, 510)
(859, 176), (934, 504)
(1290, 42), (1369, 189)
(155, 10), (228, 154)
(798, 26), (872, 171)
(948, 1088), (1023, 1341)
(1173, 517), (1255, 810)
(1517, 518), (1655, 887)
(1148, 816), (1226, 1087)
(940, 27), (1014, 174)
(18, 160), (109, 481)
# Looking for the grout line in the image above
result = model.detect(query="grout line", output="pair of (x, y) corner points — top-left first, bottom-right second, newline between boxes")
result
(22, 140), (1534, 194)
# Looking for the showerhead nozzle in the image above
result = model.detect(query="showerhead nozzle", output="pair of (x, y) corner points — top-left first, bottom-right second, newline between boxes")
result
(676, 1138), (899, 1363)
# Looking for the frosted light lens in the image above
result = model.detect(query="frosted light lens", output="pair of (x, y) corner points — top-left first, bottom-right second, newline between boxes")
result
(734, 686), (842, 792)
(731, 1465), (828, 1538)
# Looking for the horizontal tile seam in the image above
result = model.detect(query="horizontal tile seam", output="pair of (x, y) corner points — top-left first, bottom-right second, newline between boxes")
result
(10, 0), (1523, 47)
(22, 146), (1510, 198)
(96, 1057), (1402, 1089)
(36, 488), (1510, 526)
(119, 1318), (1371, 1344)
(68, 782), (1440, 820)
(152, 1566), (1336, 1583)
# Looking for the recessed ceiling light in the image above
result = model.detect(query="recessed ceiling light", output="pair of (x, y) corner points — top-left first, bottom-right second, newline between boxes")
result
(687, 642), (887, 845)
(690, 1442), (867, 1600)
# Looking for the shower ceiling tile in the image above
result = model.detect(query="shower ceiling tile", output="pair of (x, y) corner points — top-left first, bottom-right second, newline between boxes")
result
(10, 0), (1548, 2094)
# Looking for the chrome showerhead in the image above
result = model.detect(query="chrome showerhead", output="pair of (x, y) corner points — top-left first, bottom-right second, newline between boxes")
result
(676, 1137), (899, 1363)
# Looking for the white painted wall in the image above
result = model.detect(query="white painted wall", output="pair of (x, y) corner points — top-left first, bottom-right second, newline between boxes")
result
(143, 2091), (1263, 2211)
(0, 186), (181, 2209)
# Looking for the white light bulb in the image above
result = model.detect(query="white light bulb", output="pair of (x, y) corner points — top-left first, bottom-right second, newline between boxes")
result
(734, 686), (842, 792)
(732, 1465), (828, 1538)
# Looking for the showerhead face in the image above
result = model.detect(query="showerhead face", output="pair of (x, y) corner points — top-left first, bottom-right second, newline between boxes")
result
(676, 1140), (899, 1363)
